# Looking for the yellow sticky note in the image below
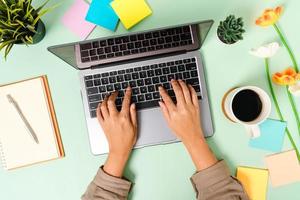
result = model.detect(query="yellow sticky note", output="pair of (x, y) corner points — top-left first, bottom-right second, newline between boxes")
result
(237, 166), (269, 200)
(111, 0), (152, 29)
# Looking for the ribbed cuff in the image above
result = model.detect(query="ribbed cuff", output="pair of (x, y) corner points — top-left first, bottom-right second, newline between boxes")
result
(190, 160), (231, 191)
(93, 166), (132, 197)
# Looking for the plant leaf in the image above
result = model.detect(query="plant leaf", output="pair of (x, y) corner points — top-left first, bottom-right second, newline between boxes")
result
(26, 24), (37, 33)
(26, 0), (33, 14)
(32, 6), (55, 26)
(4, 42), (14, 60)
(15, 32), (26, 39)
(0, 39), (15, 51)
(25, 35), (33, 43)
(35, 0), (50, 14)
(23, 7), (35, 21)
(12, 25), (22, 37)
(15, 19), (25, 28)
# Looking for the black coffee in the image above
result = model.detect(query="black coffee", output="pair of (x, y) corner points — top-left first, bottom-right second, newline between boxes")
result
(231, 89), (262, 122)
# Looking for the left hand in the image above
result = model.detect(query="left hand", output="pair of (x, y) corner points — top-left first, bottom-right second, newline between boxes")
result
(97, 87), (137, 177)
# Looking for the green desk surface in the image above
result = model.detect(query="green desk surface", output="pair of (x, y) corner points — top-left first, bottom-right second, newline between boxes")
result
(1, 0), (300, 199)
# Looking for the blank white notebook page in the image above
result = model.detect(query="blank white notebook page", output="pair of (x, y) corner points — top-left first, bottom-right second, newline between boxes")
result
(0, 78), (59, 170)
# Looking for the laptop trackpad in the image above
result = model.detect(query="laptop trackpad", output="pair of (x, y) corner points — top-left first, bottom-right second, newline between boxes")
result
(135, 107), (177, 147)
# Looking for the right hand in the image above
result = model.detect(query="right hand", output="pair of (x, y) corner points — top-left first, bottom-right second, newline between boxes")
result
(158, 79), (203, 145)
(159, 80), (217, 171)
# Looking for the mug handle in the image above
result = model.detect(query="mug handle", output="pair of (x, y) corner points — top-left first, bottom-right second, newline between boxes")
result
(244, 125), (261, 138)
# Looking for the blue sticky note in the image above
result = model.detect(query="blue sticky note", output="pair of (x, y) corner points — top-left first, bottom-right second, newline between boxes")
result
(85, 0), (119, 31)
(249, 119), (287, 152)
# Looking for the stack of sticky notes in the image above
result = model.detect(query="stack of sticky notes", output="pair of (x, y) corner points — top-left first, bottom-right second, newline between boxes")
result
(237, 166), (269, 200)
(85, 0), (152, 31)
(62, 0), (152, 38)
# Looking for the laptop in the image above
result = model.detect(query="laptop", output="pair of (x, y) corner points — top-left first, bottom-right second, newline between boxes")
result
(48, 20), (214, 155)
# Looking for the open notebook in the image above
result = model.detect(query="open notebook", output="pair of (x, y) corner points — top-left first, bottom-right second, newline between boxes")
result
(0, 76), (64, 170)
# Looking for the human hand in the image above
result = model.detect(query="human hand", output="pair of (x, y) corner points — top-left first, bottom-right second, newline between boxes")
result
(158, 79), (203, 145)
(159, 80), (217, 170)
(97, 87), (137, 177)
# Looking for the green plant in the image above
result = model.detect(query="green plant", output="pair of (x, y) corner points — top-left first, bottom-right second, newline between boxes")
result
(0, 0), (55, 59)
(217, 15), (245, 44)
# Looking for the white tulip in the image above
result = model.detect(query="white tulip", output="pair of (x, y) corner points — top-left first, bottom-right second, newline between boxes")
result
(289, 82), (300, 96)
(249, 42), (280, 58)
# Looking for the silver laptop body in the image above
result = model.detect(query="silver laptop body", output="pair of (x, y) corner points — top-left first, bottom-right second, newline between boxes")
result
(48, 21), (214, 155)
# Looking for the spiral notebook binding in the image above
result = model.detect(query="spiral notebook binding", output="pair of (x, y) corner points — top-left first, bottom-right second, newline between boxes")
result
(0, 140), (7, 169)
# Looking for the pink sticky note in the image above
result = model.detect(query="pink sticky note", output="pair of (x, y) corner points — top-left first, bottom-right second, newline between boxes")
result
(62, 0), (96, 39)
(265, 150), (300, 187)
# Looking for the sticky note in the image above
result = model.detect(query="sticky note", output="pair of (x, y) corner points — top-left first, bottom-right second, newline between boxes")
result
(237, 166), (269, 200)
(110, 0), (152, 29)
(265, 150), (300, 187)
(85, 0), (119, 31)
(62, 0), (96, 39)
(249, 119), (287, 152)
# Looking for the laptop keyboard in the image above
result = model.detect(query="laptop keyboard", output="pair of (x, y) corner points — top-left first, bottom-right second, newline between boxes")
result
(84, 57), (202, 118)
(79, 26), (193, 63)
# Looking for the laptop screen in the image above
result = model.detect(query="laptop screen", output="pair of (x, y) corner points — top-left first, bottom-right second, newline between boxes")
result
(47, 20), (213, 70)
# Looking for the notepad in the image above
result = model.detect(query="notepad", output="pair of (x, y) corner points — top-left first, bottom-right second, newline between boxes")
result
(236, 166), (269, 200)
(249, 119), (287, 152)
(265, 150), (300, 187)
(85, 0), (119, 31)
(62, 0), (96, 39)
(0, 76), (64, 170)
(110, 0), (152, 29)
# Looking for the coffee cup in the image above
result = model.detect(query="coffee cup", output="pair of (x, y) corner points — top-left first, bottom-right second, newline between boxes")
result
(222, 86), (271, 138)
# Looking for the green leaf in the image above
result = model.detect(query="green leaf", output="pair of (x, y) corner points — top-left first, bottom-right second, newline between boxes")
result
(0, 39), (15, 51)
(15, 19), (25, 28)
(0, 20), (14, 28)
(12, 25), (22, 37)
(26, 0), (33, 14)
(23, 7), (35, 21)
(20, 37), (27, 45)
(231, 34), (239, 41)
(25, 35), (33, 43)
(15, 31), (26, 39)
(35, 0), (50, 14)
(17, 0), (24, 10)
(10, 8), (21, 14)
(26, 24), (37, 33)
(4, 42), (13, 59)
(32, 6), (55, 26)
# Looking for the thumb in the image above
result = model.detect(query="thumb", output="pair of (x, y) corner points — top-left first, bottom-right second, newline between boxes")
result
(158, 101), (170, 123)
(130, 103), (137, 127)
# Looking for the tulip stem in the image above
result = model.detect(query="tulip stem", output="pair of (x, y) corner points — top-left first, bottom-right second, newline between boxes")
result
(265, 58), (300, 160)
(265, 59), (283, 119)
(273, 23), (299, 72)
(286, 86), (300, 137)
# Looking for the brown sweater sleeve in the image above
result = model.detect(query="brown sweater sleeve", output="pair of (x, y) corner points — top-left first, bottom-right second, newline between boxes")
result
(81, 167), (132, 200)
(190, 160), (249, 200)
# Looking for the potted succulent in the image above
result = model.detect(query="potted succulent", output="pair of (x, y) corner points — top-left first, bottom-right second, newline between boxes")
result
(217, 15), (245, 45)
(0, 0), (56, 59)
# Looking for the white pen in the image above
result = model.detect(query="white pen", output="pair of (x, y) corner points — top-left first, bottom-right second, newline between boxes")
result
(6, 94), (39, 144)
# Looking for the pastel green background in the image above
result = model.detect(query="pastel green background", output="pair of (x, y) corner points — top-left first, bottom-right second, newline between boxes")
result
(1, 0), (300, 199)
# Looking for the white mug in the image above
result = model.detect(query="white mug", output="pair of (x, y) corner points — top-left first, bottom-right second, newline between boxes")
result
(222, 86), (271, 138)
